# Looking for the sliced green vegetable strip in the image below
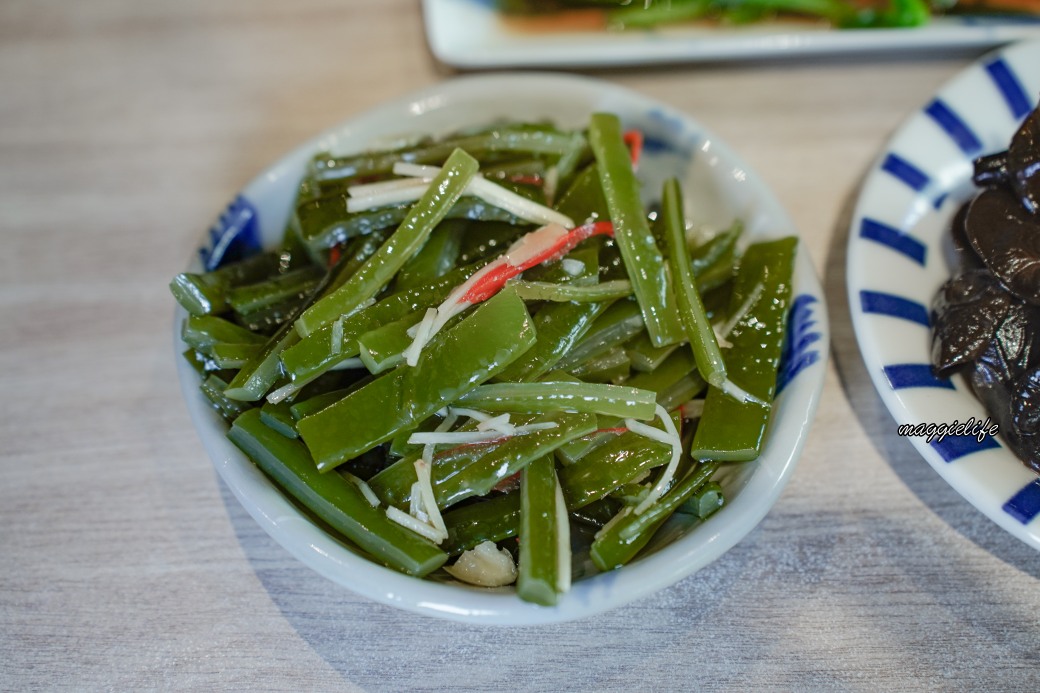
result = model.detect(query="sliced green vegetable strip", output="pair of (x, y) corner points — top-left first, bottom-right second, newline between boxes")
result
(661, 178), (728, 388)
(170, 251), (282, 316)
(509, 279), (632, 303)
(554, 349), (699, 465)
(295, 148), (480, 337)
(678, 481), (725, 519)
(228, 409), (447, 577)
(260, 400), (298, 439)
(456, 381), (656, 419)
(571, 496), (622, 529)
(222, 239), (381, 402)
(181, 315), (267, 352)
(517, 455), (566, 606)
(199, 374), (253, 422)
(441, 493), (522, 556)
(289, 387), (353, 421)
(394, 219), (465, 291)
(227, 265), (324, 314)
(367, 441), (488, 509)
(690, 221), (741, 275)
(625, 331), (678, 372)
(437, 411), (596, 508)
(297, 288), (536, 471)
(589, 461), (720, 572)
(224, 320), (301, 401)
(279, 263), (481, 384)
(558, 430), (672, 509)
(296, 194), (519, 253)
(588, 113), (683, 348)
(689, 237), (796, 462)
(556, 298), (643, 371)
(357, 310), (425, 374)
(312, 128), (585, 181)
(570, 345), (630, 383)
(553, 162), (609, 224)
(206, 343), (263, 370)
(494, 299), (611, 383)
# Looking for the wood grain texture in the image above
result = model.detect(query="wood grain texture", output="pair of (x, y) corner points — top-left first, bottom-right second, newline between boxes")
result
(1, 1), (1038, 689)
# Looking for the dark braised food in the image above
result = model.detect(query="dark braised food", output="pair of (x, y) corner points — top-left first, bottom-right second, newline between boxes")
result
(932, 101), (1040, 473)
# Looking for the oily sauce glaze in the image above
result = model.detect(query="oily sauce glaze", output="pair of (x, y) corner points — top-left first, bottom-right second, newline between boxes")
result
(932, 101), (1040, 473)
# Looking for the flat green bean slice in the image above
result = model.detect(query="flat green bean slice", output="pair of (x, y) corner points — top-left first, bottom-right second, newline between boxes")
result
(455, 381), (656, 419)
(279, 263), (482, 384)
(589, 113), (684, 348)
(297, 288), (536, 471)
(312, 128), (586, 181)
(661, 178), (728, 387)
(199, 374), (253, 422)
(495, 299), (612, 383)
(570, 345), (630, 383)
(260, 400), (298, 439)
(589, 460), (720, 572)
(624, 331), (678, 373)
(181, 315), (266, 352)
(295, 148), (480, 337)
(228, 409), (447, 577)
(509, 279), (632, 303)
(170, 251), (282, 316)
(558, 429), (672, 509)
(441, 494), (521, 556)
(689, 237), (796, 462)
(227, 265), (324, 314)
(394, 219), (465, 291)
(517, 455), (567, 606)
(556, 299), (643, 372)
(437, 411), (596, 508)
(357, 310), (425, 374)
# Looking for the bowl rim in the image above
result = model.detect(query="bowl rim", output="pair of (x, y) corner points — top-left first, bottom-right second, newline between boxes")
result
(175, 72), (830, 625)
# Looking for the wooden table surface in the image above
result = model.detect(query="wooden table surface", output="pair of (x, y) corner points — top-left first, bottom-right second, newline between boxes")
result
(3, 1), (1039, 690)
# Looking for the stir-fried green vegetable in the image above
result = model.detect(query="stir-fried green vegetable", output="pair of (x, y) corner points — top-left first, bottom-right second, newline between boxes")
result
(171, 113), (798, 606)
(494, 0), (942, 30)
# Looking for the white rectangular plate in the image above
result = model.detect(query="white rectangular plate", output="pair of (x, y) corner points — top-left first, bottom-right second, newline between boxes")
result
(423, 0), (1040, 68)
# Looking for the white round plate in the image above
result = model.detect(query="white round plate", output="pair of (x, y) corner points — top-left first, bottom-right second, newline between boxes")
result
(176, 73), (829, 624)
(848, 40), (1040, 551)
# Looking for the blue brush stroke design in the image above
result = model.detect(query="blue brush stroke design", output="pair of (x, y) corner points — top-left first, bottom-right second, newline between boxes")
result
(776, 294), (821, 395)
(924, 99), (983, 156)
(199, 195), (261, 271)
(984, 58), (1032, 121)
(859, 218), (927, 265)
(859, 290), (930, 327)
(642, 107), (697, 161)
(1003, 479), (1040, 524)
(883, 364), (954, 390)
(930, 433), (1001, 463)
(881, 153), (930, 192)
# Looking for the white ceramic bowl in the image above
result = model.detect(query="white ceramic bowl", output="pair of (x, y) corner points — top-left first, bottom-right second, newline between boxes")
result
(847, 40), (1040, 552)
(175, 74), (829, 624)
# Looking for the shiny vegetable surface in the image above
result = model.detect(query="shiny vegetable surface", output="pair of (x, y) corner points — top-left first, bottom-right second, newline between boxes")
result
(933, 100), (1040, 473)
(172, 114), (798, 604)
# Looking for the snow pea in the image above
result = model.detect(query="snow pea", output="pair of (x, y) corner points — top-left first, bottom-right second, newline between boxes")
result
(689, 237), (796, 462)
(588, 113), (684, 348)
(296, 287), (536, 471)
(295, 148), (480, 337)
(228, 408), (447, 577)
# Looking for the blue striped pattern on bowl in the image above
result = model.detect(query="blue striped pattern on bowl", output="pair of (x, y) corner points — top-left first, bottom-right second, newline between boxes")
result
(848, 40), (1040, 550)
